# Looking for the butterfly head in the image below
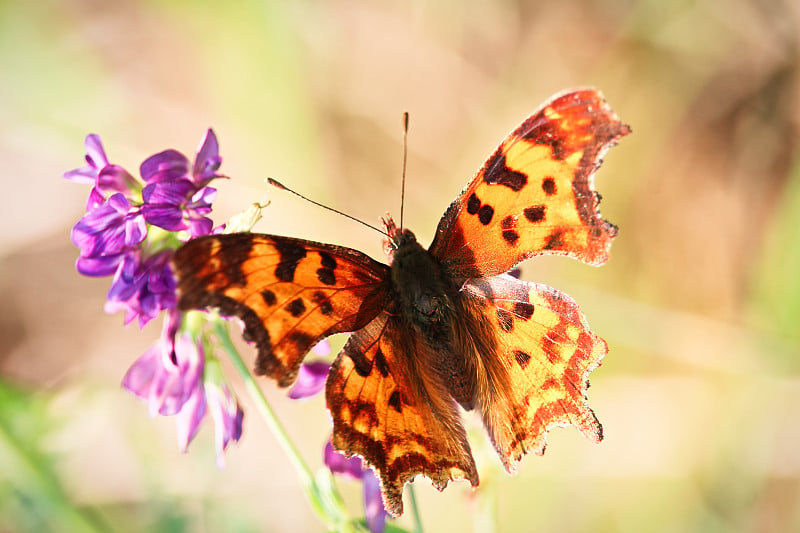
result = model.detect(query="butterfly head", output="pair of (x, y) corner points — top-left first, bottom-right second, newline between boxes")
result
(381, 213), (418, 261)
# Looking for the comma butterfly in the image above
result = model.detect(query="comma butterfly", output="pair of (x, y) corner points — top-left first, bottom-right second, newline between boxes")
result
(172, 88), (630, 516)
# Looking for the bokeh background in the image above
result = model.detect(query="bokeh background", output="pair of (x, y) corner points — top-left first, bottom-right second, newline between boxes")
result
(2, 0), (799, 531)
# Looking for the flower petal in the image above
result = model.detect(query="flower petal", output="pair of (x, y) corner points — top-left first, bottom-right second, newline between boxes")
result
(193, 129), (222, 184)
(363, 472), (388, 533)
(206, 380), (243, 467)
(141, 204), (186, 231)
(121, 344), (161, 400)
(84, 134), (109, 169)
(63, 134), (108, 184)
(140, 149), (190, 183)
(76, 254), (124, 277)
(97, 164), (138, 196)
(324, 441), (363, 480)
(288, 360), (330, 399)
(175, 382), (207, 452)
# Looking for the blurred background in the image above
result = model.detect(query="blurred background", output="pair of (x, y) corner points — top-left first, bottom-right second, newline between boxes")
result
(1, 0), (799, 531)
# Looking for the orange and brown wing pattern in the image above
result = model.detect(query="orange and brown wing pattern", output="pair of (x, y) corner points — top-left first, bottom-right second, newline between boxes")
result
(463, 274), (604, 470)
(326, 311), (478, 516)
(430, 88), (630, 279)
(173, 233), (391, 386)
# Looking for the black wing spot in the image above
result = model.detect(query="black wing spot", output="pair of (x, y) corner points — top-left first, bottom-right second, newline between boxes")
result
(287, 298), (306, 317)
(478, 204), (494, 225)
(316, 252), (337, 285)
(513, 350), (532, 369)
(311, 291), (334, 315)
(467, 193), (481, 215)
(388, 390), (402, 412)
(274, 240), (307, 282)
(349, 350), (372, 378)
(523, 205), (546, 223)
(513, 301), (534, 320)
(502, 230), (519, 245)
(374, 347), (390, 377)
(545, 230), (565, 250)
(542, 177), (557, 195)
(497, 308), (514, 332)
(484, 153), (528, 191)
(261, 290), (277, 307)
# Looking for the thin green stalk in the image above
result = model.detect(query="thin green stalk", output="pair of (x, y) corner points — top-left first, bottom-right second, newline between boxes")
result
(408, 484), (423, 533)
(212, 319), (355, 532)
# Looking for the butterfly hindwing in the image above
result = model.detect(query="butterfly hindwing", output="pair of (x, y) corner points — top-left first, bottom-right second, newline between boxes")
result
(173, 233), (391, 386)
(461, 274), (605, 469)
(326, 310), (478, 516)
(430, 88), (630, 278)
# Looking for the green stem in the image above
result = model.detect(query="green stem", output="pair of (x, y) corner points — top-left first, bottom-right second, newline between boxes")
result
(212, 319), (355, 532)
(408, 484), (424, 533)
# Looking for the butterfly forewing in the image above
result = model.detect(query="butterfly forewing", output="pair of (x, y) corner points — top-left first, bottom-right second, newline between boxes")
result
(173, 233), (391, 386)
(429, 88), (630, 278)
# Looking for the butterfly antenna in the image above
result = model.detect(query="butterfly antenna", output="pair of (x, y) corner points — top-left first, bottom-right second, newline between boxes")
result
(266, 178), (387, 236)
(400, 112), (409, 230)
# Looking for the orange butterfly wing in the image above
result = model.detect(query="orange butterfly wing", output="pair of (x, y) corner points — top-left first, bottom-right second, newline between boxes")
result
(326, 311), (478, 517)
(430, 88), (630, 278)
(173, 233), (390, 386)
(462, 275), (605, 470)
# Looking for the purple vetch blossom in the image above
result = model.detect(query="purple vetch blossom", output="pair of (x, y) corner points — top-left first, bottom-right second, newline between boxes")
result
(123, 310), (243, 466)
(324, 442), (388, 533)
(66, 129), (225, 326)
(105, 249), (177, 327)
(288, 360), (330, 400)
(71, 193), (146, 277)
(67, 129), (243, 466)
(204, 374), (244, 468)
(142, 180), (217, 237)
(288, 340), (333, 400)
(139, 130), (224, 237)
(122, 311), (202, 417)
(63, 134), (139, 209)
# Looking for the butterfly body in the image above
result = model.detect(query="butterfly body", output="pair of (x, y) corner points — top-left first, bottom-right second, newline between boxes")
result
(172, 88), (630, 516)
(384, 215), (484, 411)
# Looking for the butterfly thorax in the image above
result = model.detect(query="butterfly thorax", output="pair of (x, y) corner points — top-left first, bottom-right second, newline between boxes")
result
(386, 225), (454, 344)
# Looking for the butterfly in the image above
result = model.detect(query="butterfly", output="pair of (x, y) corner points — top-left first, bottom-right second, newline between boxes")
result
(172, 88), (630, 516)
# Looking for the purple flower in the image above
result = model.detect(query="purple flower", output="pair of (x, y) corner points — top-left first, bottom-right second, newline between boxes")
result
(140, 129), (223, 237)
(64, 134), (139, 209)
(205, 377), (244, 467)
(140, 130), (222, 188)
(287, 340), (333, 399)
(142, 180), (217, 237)
(71, 193), (146, 277)
(122, 313), (202, 417)
(288, 360), (330, 399)
(123, 311), (243, 466)
(66, 129), (228, 326)
(105, 249), (177, 327)
(325, 442), (388, 533)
